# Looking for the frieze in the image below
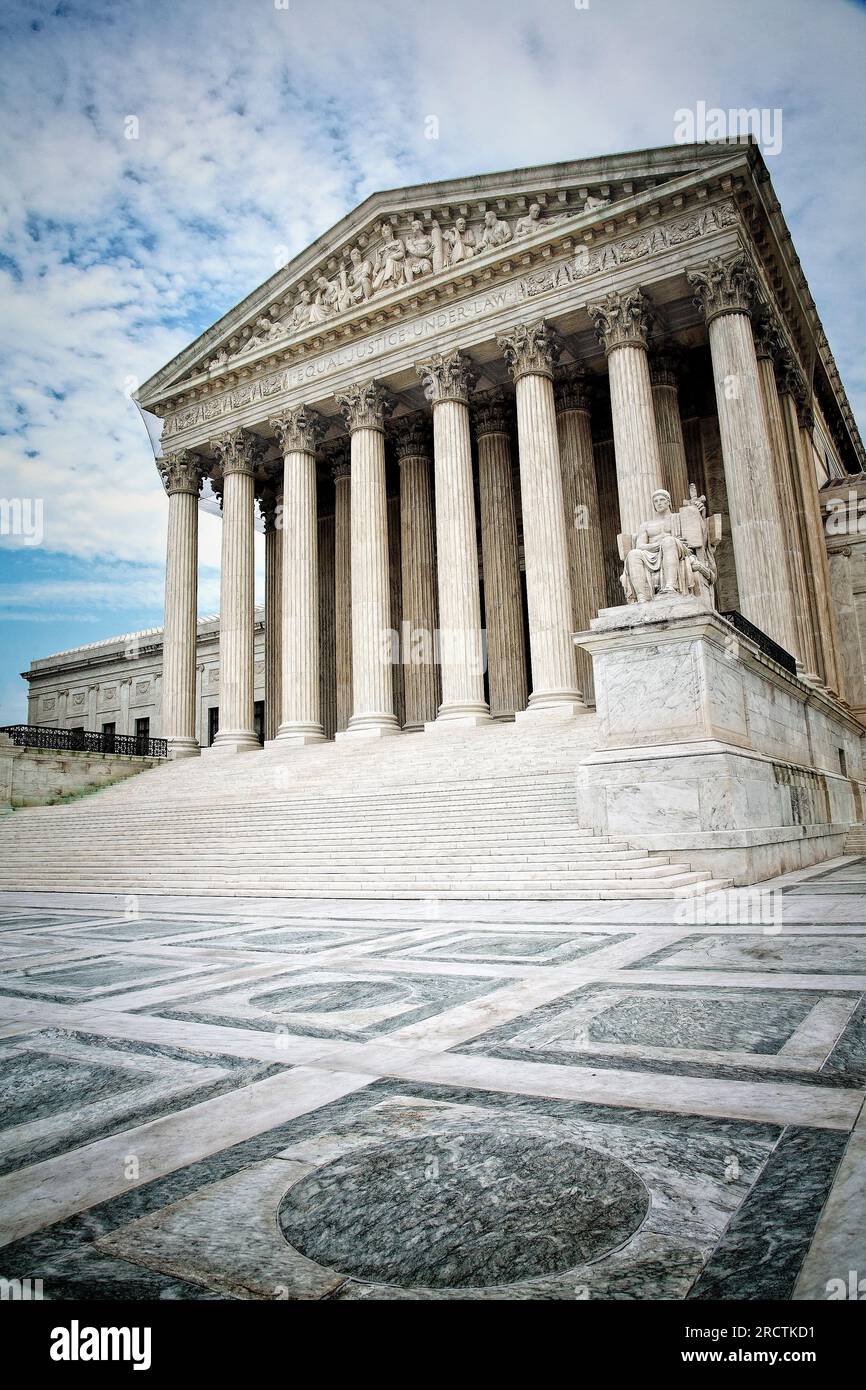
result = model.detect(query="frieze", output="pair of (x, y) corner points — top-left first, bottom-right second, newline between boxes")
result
(161, 200), (738, 442)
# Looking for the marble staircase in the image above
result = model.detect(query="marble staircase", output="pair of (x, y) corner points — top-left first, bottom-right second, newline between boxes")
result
(0, 718), (730, 899)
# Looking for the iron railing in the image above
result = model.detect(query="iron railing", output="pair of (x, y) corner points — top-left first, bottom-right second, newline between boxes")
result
(0, 725), (168, 759)
(720, 611), (798, 676)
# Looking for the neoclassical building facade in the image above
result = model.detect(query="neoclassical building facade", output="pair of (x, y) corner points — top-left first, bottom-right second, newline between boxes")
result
(23, 143), (866, 762)
(128, 140), (863, 761)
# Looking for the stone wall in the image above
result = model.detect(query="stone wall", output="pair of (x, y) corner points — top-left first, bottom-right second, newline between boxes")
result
(0, 737), (160, 810)
(575, 597), (866, 884)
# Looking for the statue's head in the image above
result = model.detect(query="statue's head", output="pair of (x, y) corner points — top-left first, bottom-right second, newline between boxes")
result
(484, 210), (496, 227)
(455, 216), (467, 230)
(529, 202), (541, 218)
(652, 488), (672, 514)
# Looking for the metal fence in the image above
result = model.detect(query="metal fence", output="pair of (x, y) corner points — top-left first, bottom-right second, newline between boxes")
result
(719, 611), (798, 676)
(0, 725), (168, 759)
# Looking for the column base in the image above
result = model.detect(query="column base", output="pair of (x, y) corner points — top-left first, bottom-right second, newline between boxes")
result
(166, 737), (201, 760)
(515, 693), (585, 724)
(336, 713), (402, 739)
(425, 701), (492, 732)
(273, 721), (326, 746)
(206, 730), (262, 754)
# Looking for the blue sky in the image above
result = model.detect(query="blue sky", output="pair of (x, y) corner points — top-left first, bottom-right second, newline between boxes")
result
(1, 0), (865, 723)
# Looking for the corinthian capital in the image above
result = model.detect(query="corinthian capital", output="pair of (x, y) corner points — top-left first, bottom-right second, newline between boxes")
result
(158, 450), (204, 497)
(336, 380), (393, 433)
(553, 367), (592, 415)
(391, 412), (432, 461)
(774, 347), (808, 404)
(209, 427), (258, 477)
(258, 481), (282, 533)
(323, 440), (350, 481)
(270, 405), (325, 455)
(751, 304), (782, 363)
(687, 252), (759, 324)
(497, 320), (560, 381)
(587, 288), (654, 354)
(471, 387), (514, 436)
(416, 350), (476, 406)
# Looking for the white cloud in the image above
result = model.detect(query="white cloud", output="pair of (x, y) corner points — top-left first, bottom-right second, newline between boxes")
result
(0, 0), (863, 608)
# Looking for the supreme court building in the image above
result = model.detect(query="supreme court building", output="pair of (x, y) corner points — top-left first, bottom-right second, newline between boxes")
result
(16, 139), (866, 891)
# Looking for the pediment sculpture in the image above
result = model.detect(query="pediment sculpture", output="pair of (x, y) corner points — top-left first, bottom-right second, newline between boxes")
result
(618, 485), (721, 607)
(201, 190), (617, 371)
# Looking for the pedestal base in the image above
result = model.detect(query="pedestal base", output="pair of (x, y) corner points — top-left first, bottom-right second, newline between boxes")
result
(273, 722), (326, 746)
(425, 700), (492, 732)
(206, 731), (261, 755)
(515, 698), (585, 724)
(336, 713), (402, 740)
(166, 738), (201, 760)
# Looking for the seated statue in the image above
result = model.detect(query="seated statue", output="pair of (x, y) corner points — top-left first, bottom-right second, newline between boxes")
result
(619, 485), (721, 606)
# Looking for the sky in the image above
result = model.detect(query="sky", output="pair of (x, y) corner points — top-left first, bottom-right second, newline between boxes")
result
(1, 0), (865, 723)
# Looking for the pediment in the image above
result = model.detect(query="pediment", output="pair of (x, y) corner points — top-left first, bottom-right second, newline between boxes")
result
(137, 142), (747, 412)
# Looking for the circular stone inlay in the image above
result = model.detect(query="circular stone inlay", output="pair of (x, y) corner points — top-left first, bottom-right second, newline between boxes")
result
(277, 1130), (648, 1289)
(249, 978), (409, 1014)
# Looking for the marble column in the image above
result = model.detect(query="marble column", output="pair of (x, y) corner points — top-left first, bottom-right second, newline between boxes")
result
(753, 313), (818, 680)
(777, 379), (844, 698)
(270, 406), (326, 744)
(208, 428), (260, 752)
(417, 350), (490, 727)
(688, 253), (799, 658)
(498, 321), (582, 716)
(259, 476), (283, 742)
(828, 545), (866, 711)
(587, 287), (665, 536)
(650, 348), (691, 508)
(554, 370), (606, 705)
(387, 491), (405, 729)
(330, 449), (353, 733)
(318, 513), (337, 739)
(473, 390), (528, 718)
(335, 380), (400, 737)
(158, 450), (203, 757)
(594, 438), (624, 608)
(394, 415), (439, 729)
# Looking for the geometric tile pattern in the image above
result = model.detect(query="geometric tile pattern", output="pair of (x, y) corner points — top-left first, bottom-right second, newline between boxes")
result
(0, 857), (864, 1301)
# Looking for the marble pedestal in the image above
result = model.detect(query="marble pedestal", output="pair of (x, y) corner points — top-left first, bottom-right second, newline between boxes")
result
(574, 598), (866, 884)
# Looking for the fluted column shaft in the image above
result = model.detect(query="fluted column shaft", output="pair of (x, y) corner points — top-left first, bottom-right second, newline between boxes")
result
(756, 350), (816, 677)
(332, 459), (353, 732)
(780, 390), (844, 697)
(271, 407), (325, 744)
(689, 254), (801, 657)
(556, 378), (606, 705)
(396, 428), (439, 728)
(708, 314), (797, 653)
(417, 352), (490, 726)
(475, 400), (527, 718)
(337, 382), (399, 737)
(650, 354), (691, 508)
(588, 289), (664, 536)
(318, 514), (337, 739)
(210, 431), (258, 752)
(160, 454), (201, 757)
(261, 488), (283, 742)
(498, 322), (581, 715)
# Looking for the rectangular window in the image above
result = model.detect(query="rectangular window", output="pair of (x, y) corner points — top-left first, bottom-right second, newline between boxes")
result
(208, 707), (219, 747)
(134, 717), (150, 753)
(254, 700), (265, 745)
